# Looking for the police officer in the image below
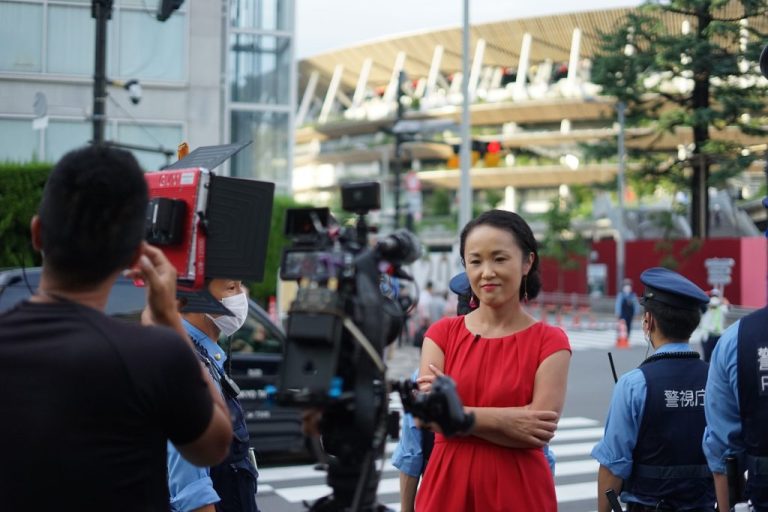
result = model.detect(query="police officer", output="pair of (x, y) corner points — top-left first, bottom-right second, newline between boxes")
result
(166, 278), (259, 512)
(703, 200), (768, 511)
(592, 267), (715, 512)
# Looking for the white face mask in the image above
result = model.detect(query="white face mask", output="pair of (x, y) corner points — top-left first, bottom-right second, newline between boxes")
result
(206, 292), (248, 336)
(623, 285), (632, 294)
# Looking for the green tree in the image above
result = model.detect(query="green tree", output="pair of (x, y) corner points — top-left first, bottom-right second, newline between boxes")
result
(425, 188), (452, 216)
(248, 195), (310, 304)
(538, 197), (589, 292)
(0, 162), (52, 268)
(591, 0), (768, 237)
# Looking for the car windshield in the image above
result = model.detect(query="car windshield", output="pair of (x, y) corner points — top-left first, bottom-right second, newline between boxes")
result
(222, 308), (283, 354)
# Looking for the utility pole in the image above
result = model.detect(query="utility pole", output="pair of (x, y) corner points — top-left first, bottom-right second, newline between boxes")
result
(458, 0), (472, 230)
(616, 101), (626, 294)
(393, 70), (406, 229)
(91, 0), (113, 145)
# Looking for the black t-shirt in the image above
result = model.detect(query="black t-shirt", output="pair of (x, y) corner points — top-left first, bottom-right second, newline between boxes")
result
(0, 300), (214, 511)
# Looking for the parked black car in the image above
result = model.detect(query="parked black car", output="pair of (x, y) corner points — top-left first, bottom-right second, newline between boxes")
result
(0, 267), (305, 456)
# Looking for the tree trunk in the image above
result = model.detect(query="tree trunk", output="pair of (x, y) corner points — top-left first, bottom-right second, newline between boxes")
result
(690, 4), (712, 238)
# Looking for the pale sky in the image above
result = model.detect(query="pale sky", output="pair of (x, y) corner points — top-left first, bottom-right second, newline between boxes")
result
(295, 0), (641, 58)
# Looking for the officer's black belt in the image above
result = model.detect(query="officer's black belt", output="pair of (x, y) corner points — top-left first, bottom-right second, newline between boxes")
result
(633, 463), (712, 479)
(627, 505), (711, 512)
(747, 455), (768, 475)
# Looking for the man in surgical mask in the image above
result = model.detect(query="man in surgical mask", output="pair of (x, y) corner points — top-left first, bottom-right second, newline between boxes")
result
(166, 279), (260, 512)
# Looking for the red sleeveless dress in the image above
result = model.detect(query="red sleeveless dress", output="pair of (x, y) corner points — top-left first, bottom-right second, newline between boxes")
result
(414, 316), (571, 512)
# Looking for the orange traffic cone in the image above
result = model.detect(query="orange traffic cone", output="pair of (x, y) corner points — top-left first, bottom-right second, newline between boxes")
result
(616, 319), (629, 349)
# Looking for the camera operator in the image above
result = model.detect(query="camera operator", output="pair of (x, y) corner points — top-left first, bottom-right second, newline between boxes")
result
(0, 145), (232, 511)
(165, 278), (260, 512)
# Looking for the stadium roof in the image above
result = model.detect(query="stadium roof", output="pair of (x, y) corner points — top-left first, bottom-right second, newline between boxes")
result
(298, 4), (768, 92)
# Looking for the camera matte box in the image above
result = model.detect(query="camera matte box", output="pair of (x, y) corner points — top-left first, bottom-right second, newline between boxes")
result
(145, 167), (275, 288)
(205, 174), (274, 282)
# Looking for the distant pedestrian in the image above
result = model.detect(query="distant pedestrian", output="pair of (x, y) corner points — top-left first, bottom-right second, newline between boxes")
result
(615, 278), (640, 337)
(428, 291), (447, 324)
(419, 281), (434, 324)
(691, 289), (729, 363)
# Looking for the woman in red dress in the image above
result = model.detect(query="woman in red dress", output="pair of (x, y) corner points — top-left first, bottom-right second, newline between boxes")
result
(415, 209), (571, 511)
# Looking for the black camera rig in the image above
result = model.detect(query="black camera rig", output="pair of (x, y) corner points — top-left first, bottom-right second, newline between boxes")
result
(276, 182), (473, 512)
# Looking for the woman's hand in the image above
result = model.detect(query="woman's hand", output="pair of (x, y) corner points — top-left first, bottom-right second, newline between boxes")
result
(502, 408), (559, 447)
(416, 363), (443, 393)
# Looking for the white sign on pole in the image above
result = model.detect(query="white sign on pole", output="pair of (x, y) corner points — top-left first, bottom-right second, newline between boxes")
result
(32, 92), (48, 130)
(705, 258), (735, 286)
(32, 116), (49, 130)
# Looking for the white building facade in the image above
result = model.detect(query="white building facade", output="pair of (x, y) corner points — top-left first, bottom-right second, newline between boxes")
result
(0, 0), (294, 191)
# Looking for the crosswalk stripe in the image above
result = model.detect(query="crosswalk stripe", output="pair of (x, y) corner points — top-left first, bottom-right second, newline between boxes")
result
(556, 482), (597, 503)
(552, 427), (604, 442)
(558, 417), (600, 428)
(258, 415), (605, 510)
(275, 477), (400, 503)
(259, 461), (398, 483)
(554, 459), (599, 477)
(550, 441), (596, 457)
(272, 473), (600, 505)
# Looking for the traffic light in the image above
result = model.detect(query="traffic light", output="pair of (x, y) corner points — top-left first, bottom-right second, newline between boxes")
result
(446, 140), (503, 169)
(484, 140), (501, 167)
(157, 0), (184, 21)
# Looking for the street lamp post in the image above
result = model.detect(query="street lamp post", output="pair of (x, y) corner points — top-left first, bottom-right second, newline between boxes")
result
(393, 70), (406, 229)
(458, 0), (472, 230)
(91, 0), (113, 145)
(616, 101), (627, 293)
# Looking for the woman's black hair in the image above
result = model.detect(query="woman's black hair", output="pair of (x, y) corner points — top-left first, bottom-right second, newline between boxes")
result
(459, 209), (542, 301)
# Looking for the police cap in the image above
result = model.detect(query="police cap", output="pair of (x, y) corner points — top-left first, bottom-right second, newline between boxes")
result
(449, 272), (471, 296)
(639, 267), (710, 312)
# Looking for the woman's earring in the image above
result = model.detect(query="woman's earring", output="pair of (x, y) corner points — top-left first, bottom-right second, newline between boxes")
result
(523, 274), (529, 303)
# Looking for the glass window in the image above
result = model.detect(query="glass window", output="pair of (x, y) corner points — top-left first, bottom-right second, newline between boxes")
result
(0, 119), (39, 162)
(117, 10), (186, 81)
(229, 34), (291, 105)
(105, 278), (147, 322)
(229, 110), (289, 183)
(227, 309), (283, 354)
(0, 271), (39, 313)
(115, 122), (183, 171)
(118, 0), (183, 8)
(46, 120), (91, 163)
(230, 0), (292, 31)
(0, 2), (43, 72)
(47, 5), (94, 75)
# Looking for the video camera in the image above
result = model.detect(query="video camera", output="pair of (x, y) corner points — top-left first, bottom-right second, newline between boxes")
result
(278, 181), (420, 406)
(392, 376), (475, 437)
(276, 181), (475, 511)
(276, 181), (427, 511)
(143, 142), (274, 313)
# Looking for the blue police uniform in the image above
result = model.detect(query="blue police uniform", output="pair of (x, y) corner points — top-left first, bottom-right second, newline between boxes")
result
(703, 307), (768, 511)
(592, 268), (714, 511)
(167, 320), (259, 512)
